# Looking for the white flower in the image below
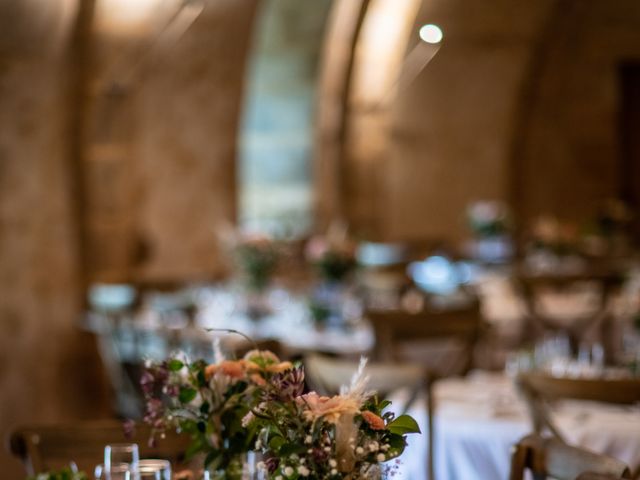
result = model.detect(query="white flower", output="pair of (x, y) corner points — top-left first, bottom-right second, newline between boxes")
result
(376, 453), (386, 462)
(331, 469), (338, 475)
(284, 466), (294, 476)
(356, 447), (364, 455)
(275, 477), (283, 480)
(304, 435), (312, 444)
(298, 466), (310, 477)
(369, 441), (379, 452)
(329, 459), (337, 468)
(340, 357), (374, 404)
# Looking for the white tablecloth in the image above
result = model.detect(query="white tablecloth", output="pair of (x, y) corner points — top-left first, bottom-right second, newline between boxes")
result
(395, 372), (640, 480)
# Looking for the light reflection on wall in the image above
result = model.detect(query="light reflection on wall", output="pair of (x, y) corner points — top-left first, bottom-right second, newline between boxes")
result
(350, 0), (422, 108)
(95, 0), (182, 36)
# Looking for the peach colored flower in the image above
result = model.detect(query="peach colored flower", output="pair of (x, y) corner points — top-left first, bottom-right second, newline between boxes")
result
(266, 361), (293, 373)
(297, 392), (360, 424)
(244, 349), (281, 365)
(204, 364), (218, 380)
(250, 373), (266, 386)
(218, 360), (246, 379)
(361, 410), (385, 430)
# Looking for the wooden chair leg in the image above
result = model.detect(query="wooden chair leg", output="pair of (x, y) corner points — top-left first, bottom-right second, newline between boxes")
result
(426, 376), (435, 480)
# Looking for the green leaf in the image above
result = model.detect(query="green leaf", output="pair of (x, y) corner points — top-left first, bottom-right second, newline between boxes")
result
(179, 387), (197, 404)
(386, 414), (421, 435)
(269, 435), (285, 451)
(168, 359), (184, 371)
(384, 433), (408, 459)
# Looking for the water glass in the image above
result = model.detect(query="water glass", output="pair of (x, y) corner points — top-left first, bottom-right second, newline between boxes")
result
(104, 443), (140, 473)
(137, 459), (171, 480)
(95, 462), (133, 480)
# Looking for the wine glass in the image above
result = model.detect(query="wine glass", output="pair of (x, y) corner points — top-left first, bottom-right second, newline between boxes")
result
(137, 459), (171, 480)
(104, 443), (140, 473)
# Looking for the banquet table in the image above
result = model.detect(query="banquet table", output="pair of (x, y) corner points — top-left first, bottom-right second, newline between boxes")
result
(395, 372), (640, 480)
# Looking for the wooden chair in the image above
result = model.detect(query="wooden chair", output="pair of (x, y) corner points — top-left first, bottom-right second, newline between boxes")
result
(509, 434), (631, 480)
(366, 303), (483, 480)
(514, 270), (623, 358)
(8, 421), (192, 476)
(366, 302), (483, 373)
(516, 373), (640, 441)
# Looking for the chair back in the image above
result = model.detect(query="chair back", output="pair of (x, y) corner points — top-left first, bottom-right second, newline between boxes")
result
(517, 373), (640, 441)
(9, 421), (191, 476)
(509, 434), (630, 480)
(367, 302), (482, 374)
(514, 270), (623, 356)
(304, 353), (425, 399)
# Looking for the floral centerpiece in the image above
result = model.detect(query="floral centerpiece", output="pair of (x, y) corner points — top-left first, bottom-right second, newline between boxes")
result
(528, 216), (579, 257)
(141, 346), (293, 479)
(466, 200), (513, 263)
(582, 199), (633, 257)
(305, 225), (357, 285)
(466, 201), (511, 238)
(248, 359), (420, 479)
(142, 345), (420, 479)
(233, 233), (280, 292)
(305, 224), (359, 327)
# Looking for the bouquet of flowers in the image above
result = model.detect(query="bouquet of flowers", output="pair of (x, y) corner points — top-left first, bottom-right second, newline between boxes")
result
(528, 216), (579, 256)
(233, 234), (280, 292)
(143, 345), (420, 479)
(305, 229), (357, 284)
(141, 347), (293, 478)
(466, 201), (511, 238)
(247, 359), (420, 479)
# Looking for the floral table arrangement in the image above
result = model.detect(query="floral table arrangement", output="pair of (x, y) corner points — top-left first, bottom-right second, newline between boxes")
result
(305, 230), (357, 285)
(528, 215), (580, 257)
(248, 358), (420, 479)
(305, 225), (359, 327)
(465, 200), (513, 263)
(233, 233), (280, 293)
(142, 346), (419, 479)
(466, 200), (511, 239)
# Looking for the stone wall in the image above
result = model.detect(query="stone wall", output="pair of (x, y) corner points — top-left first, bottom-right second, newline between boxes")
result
(0, 1), (111, 477)
(0, 0), (259, 476)
(343, 0), (640, 243)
